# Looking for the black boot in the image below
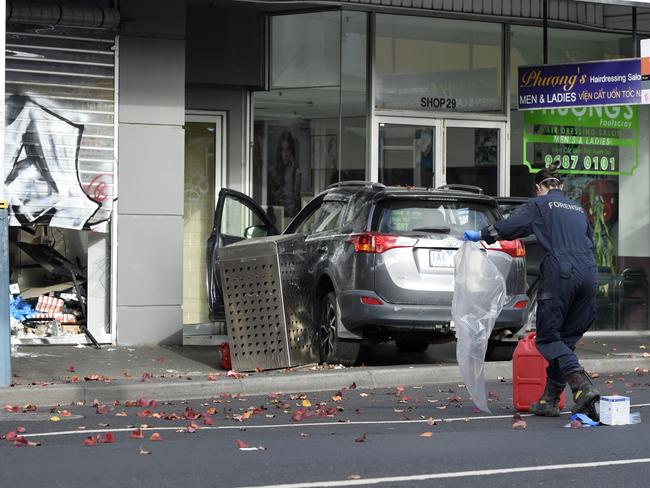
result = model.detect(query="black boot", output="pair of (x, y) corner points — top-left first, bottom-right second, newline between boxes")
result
(566, 370), (600, 416)
(530, 377), (565, 417)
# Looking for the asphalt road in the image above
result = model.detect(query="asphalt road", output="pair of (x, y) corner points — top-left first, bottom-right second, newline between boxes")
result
(1, 371), (650, 488)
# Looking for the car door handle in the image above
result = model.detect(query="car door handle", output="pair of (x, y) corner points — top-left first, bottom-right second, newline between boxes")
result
(317, 246), (328, 253)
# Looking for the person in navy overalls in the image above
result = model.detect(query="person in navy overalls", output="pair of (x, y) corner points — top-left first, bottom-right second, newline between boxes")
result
(464, 165), (599, 418)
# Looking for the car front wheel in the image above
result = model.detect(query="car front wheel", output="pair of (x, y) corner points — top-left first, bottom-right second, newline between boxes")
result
(319, 292), (360, 366)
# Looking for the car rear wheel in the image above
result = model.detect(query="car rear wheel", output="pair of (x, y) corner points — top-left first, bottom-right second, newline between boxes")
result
(319, 292), (360, 366)
(395, 338), (430, 353)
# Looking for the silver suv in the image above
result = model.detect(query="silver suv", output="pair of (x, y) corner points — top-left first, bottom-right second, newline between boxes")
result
(207, 182), (529, 366)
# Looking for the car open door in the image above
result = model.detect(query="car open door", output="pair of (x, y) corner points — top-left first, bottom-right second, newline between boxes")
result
(206, 188), (279, 322)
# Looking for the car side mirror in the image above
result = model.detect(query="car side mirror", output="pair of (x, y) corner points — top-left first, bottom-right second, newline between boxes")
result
(244, 224), (269, 239)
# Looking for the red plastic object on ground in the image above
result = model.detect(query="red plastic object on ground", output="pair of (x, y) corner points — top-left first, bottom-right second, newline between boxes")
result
(513, 332), (565, 412)
(219, 342), (232, 370)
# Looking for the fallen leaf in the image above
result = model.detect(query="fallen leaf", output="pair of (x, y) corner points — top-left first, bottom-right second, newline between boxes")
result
(49, 416), (61, 422)
(354, 433), (368, 443)
(349, 382), (357, 389)
(643, 352), (650, 358)
(98, 422), (110, 428)
(130, 429), (145, 439)
(641, 345), (647, 349)
(16, 426), (26, 433)
(22, 404), (36, 412)
(236, 439), (249, 449)
(395, 386), (405, 397)
(69, 375), (79, 383)
(426, 417), (436, 426)
(83, 436), (97, 446)
(227, 370), (242, 380)
(67, 366), (75, 373)
(208, 373), (218, 381)
(115, 411), (128, 417)
(419, 431), (434, 437)
(105, 433), (116, 444)
(512, 413), (527, 430)
(5, 431), (18, 441)
(590, 372), (600, 379)
(141, 372), (153, 382)
(14, 436), (41, 447)
(123, 371), (132, 378)
(96, 406), (109, 415)
(150, 433), (162, 441)
(348, 475), (362, 480)
(203, 416), (214, 426)
(139, 446), (151, 455)
(136, 410), (153, 418)
(302, 400), (312, 408)
(3, 405), (19, 413)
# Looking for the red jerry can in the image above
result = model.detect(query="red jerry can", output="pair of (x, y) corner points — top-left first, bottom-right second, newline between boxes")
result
(219, 342), (232, 370)
(513, 332), (565, 412)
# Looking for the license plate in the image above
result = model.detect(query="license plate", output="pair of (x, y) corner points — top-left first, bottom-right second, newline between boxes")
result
(429, 250), (455, 268)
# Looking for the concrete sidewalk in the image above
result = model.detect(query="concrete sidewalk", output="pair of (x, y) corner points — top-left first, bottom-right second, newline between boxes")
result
(2, 332), (650, 406)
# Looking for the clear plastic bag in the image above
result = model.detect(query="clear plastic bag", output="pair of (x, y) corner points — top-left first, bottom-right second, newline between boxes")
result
(452, 241), (507, 413)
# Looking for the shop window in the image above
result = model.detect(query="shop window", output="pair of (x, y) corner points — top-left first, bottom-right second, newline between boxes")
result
(509, 27), (648, 331)
(253, 11), (368, 229)
(6, 26), (115, 346)
(271, 12), (341, 88)
(375, 15), (503, 113)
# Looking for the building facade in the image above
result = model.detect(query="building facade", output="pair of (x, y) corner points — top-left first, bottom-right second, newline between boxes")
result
(4, 0), (650, 345)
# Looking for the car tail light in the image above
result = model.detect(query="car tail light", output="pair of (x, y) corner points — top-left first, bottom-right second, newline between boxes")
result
(514, 300), (529, 309)
(347, 232), (418, 254)
(361, 296), (383, 305)
(484, 239), (525, 257)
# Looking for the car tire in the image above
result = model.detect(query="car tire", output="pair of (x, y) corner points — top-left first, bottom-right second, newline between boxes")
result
(319, 292), (360, 366)
(395, 338), (430, 353)
(486, 340), (517, 361)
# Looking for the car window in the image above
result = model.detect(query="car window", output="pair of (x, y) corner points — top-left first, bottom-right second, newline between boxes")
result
(311, 201), (345, 234)
(373, 200), (498, 238)
(292, 204), (321, 235)
(498, 203), (521, 220)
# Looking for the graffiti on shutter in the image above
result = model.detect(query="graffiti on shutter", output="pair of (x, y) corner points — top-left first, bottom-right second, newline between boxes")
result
(4, 27), (115, 232)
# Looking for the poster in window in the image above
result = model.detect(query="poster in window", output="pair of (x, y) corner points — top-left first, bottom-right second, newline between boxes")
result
(266, 125), (311, 219)
(474, 129), (498, 166)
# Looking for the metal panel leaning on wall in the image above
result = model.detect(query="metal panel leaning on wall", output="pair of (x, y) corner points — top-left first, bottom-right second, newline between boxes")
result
(4, 24), (116, 232)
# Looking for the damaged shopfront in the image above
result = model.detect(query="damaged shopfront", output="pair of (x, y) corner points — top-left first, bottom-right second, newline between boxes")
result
(5, 4), (118, 346)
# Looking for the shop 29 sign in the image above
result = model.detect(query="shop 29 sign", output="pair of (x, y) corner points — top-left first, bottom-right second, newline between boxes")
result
(523, 106), (638, 176)
(518, 59), (643, 110)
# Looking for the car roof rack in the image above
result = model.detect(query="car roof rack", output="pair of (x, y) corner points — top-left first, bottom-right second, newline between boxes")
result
(326, 181), (386, 190)
(436, 184), (484, 195)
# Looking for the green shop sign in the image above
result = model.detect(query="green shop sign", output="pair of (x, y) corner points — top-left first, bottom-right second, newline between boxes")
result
(523, 105), (638, 176)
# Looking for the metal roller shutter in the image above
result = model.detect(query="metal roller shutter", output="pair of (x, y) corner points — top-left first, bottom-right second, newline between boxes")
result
(4, 24), (116, 232)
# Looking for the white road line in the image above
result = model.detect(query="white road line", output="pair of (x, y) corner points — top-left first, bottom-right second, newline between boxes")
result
(18, 402), (650, 439)
(234, 458), (650, 488)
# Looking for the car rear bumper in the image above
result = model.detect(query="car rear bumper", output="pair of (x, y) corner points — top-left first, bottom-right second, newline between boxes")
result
(338, 290), (528, 333)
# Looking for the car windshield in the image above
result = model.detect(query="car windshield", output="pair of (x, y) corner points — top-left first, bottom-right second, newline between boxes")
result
(374, 200), (498, 237)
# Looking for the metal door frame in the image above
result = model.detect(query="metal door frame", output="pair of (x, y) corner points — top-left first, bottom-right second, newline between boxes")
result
(371, 116), (444, 187)
(443, 119), (508, 197)
(185, 111), (228, 206)
(372, 117), (507, 193)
